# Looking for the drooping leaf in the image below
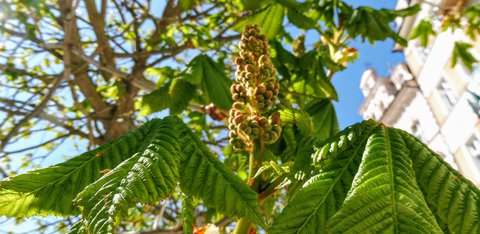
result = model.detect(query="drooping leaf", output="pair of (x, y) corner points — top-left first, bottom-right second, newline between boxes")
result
(410, 20), (436, 47)
(0, 120), (162, 217)
(237, 4), (285, 40)
(399, 130), (480, 233)
(287, 7), (316, 30)
(74, 117), (180, 233)
(181, 55), (232, 110)
(451, 41), (478, 71)
(326, 127), (442, 233)
(381, 4), (421, 18)
(289, 52), (338, 102)
(200, 55), (233, 109)
(305, 100), (339, 141)
(140, 85), (171, 117)
(169, 78), (197, 114)
(175, 119), (266, 228)
(346, 6), (419, 46)
(270, 41), (298, 80)
(271, 120), (378, 233)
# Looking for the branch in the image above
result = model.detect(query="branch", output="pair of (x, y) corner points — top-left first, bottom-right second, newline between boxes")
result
(0, 76), (63, 152)
(70, 47), (156, 92)
(3, 134), (69, 154)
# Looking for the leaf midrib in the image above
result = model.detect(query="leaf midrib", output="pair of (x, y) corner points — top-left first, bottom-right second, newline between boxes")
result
(0, 122), (156, 214)
(294, 125), (376, 233)
(191, 135), (266, 228)
(383, 127), (399, 232)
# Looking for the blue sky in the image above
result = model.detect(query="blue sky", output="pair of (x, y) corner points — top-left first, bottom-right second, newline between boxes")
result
(332, 0), (405, 129)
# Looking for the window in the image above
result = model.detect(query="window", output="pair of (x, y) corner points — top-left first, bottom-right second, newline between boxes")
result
(411, 120), (426, 142)
(437, 77), (457, 110)
(466, 135), (480, 170)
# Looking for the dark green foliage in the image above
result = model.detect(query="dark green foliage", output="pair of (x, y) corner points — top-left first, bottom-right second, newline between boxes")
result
(326, 127), (440, 233)
(0, 117), (264, 233)
(346, 6), (420, 45)
(181, 193), (195, 234)
(75, 118), (181, 233)
(271, 121), (480, 233)
(175, 118), (266, 228)
(400, 131), (480, 233)
(140, 54), (232, 116)
(0, 120), (160, 217)
(271, 121), (377, 233)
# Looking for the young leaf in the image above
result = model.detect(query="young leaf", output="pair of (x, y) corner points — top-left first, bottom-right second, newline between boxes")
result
(270, 120), (378, 233)
(237, 4), (285, 40)
(326, 127), (442, 233)
(399, 130), (480, 233)
(290, 52), (338, 102)
(181, 55), (232, 110)
(175, 119), (266, 228)
(305, 100), (339, 141)
(200, 55), (233, 110)
(451, 42), (478, 71)
(139, 85), (171, 117)
(169, 78), (197, 114)
(410, 20), (436, 47)
(0, 120), (161, 217)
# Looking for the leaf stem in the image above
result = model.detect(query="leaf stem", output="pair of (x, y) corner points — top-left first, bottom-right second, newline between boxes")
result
(234, 145), (263, 234)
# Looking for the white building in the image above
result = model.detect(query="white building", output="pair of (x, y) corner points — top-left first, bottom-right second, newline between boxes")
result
(359, 0), (480, 185)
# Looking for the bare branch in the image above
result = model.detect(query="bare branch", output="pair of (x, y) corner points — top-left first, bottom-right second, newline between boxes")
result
(0, 76), (63, 152)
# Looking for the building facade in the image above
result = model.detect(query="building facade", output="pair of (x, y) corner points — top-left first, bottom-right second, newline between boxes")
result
(359, 0), (480, 185)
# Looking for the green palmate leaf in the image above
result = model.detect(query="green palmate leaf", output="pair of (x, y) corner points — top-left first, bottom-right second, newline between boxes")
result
(183, 55), (232, 110)
(316, 0), (337, 26)
(464, 4), (480, 40)
(399, 130), (480, 233)
(270, 120), (378, 233)
(287, 7), (316, 30)
(290, 52), (338, 102)
(381, 4), (420, 18)
(347, 7), (409, 46)
(175, 119), (266, 228)
(279, 107), (313, 135)
(74, 118), (180, 233)
(169, 78), (197, 114)
(0, 120), (161, 217)
(141, 54), (232, 116)
(451, 42), (479, 71)
(327, 127), (442, 233)
(306, 100), (339, 141)
(139, 85), (171, 117)
(410, 20), (436, 47)
(181, 192), (195, 234)
(270, 41), (298, 80)
(237, 4), (285, 40)
(200, 55), (232, 109)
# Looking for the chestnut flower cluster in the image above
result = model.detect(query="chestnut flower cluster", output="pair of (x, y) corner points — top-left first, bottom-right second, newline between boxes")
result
(228, 24), (282, 151)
